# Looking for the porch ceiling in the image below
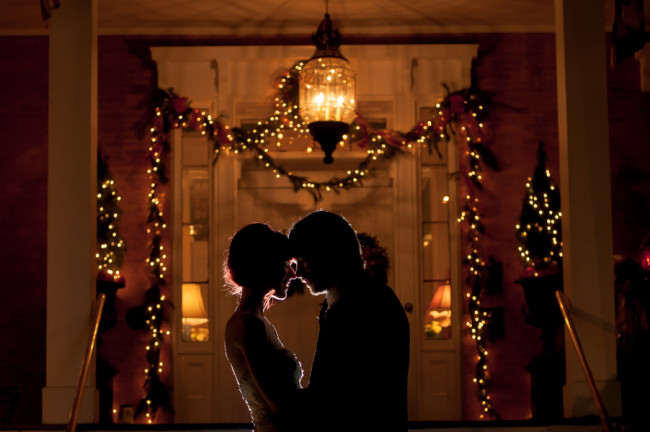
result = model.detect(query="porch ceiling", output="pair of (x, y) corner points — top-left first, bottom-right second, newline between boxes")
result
(0, 0), (633, 36)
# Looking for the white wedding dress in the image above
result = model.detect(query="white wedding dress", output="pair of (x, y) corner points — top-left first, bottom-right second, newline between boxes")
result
(238, 348), (303, 432)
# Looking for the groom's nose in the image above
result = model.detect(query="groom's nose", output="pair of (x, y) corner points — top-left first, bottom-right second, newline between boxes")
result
(293, 259), (309, 278)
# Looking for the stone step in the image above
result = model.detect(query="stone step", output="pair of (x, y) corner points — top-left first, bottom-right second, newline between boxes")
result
(1, 416), (622, 432)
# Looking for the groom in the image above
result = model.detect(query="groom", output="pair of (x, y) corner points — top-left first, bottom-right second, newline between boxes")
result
(288, 210), (410, 431)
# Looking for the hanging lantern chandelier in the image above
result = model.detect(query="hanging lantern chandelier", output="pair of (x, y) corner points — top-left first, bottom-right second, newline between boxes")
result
(299, 13), (357, 164)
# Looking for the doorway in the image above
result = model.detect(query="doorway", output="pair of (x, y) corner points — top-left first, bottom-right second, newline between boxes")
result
(153, 44), (477, 422)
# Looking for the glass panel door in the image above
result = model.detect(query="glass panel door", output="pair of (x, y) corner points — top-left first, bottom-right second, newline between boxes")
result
(179, 132), (210, 343)
(420, 107), (452, 341)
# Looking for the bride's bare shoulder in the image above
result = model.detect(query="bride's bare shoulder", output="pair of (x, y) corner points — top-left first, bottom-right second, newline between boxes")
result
(225, 312), (265, 344)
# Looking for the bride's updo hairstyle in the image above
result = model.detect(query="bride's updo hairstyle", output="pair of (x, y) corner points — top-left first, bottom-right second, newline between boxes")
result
(224, 223), (291, 297)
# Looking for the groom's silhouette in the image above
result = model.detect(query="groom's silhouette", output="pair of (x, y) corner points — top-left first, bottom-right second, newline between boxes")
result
(288, 210), (410, 431)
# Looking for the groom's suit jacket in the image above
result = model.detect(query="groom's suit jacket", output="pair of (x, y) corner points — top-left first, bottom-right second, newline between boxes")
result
(307, 271), (410, 431)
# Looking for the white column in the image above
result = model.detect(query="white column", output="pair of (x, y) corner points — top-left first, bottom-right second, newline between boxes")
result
(554, 0), (621, 418)
(42, 0), (98, 424)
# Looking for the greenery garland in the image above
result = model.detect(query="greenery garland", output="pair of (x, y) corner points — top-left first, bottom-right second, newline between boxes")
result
(136, 96), (174, 423)
(358, 232), (390, 285)
(455, 92), (499, 418)
(151, 61), (492, 202)
(146, 60), (497, 419)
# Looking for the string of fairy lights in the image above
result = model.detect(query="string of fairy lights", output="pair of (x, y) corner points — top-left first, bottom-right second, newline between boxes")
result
(96, 152), (125, 282)
(458, 193), (496, 418)
(152, 62), (470, 201)
(135, 109), (173, 423)
(141, 61), (496, 421)
(212, 61), (412, 201)
(454, 90), (500, 419)
(515, 142), (563, 274)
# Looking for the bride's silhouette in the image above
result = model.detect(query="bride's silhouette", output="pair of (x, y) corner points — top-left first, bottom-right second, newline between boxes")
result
(224, 223), (303, 432)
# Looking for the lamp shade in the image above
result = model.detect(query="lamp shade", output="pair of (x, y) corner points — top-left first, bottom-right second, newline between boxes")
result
(425, 281), (452, 339)
(182, 283), (207, 319)
(429, 282), (452, 310)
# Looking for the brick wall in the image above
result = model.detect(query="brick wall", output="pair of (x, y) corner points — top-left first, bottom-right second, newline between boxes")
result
(460, 33), (561, 420)
(0, 36), (48, 425)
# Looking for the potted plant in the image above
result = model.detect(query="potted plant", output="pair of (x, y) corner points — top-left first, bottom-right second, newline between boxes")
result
(514, 142), (565, 420)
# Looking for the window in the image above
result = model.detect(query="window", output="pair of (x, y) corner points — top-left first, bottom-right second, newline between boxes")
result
(179, 130), (210, 343)
(420, 106), (452, 340)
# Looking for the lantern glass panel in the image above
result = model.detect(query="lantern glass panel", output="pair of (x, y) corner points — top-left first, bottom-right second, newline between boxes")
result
(299, 56), (356, 124)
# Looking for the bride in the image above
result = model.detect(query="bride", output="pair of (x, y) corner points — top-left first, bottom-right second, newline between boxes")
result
(224, 223), (303, 432)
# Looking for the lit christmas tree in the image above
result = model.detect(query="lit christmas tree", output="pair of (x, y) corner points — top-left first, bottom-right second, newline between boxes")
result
(96, 152), (126, 283)
(96, 153), (127, 422)
(515, 142), (563, 277)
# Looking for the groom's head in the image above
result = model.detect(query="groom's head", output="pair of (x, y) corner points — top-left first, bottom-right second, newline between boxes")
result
(288, 210), (363, 294)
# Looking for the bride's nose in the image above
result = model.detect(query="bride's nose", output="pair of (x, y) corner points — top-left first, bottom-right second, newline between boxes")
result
(292, 258), (310, 276)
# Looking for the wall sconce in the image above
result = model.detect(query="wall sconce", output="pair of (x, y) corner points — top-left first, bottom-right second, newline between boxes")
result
(299, 13), (356, 164)
(424, 281), (452, 339)
(182, 283), (209, 342)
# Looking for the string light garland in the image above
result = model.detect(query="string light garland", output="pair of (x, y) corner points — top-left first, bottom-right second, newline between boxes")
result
(452, 87), (500, 419)
(96, 152), (126, 283)
(135, 100), (174, 423)
(515, 142), (563, 277)
(147, 62), (496, 416)
(150, 63), (495, 202)
(211, 61), (406, 201)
